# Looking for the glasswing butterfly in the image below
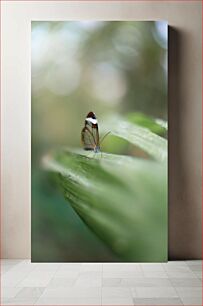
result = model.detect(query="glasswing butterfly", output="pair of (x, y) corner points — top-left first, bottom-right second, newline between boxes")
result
(81, 111), (110, 153)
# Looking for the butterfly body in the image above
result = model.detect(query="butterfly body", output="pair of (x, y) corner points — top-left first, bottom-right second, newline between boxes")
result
(81, 111), (109, 154)
(94, 146), (101, 153)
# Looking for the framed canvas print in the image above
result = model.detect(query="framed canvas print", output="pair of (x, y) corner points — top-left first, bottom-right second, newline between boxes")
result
(31, 20), (168, 262)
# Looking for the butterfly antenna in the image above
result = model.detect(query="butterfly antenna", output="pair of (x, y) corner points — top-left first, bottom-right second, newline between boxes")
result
(100, 131), (111, 145)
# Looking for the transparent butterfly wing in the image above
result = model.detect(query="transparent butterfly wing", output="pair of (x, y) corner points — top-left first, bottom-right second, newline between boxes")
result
(81, 112), (100, 150)
(81, 119), (99, 150)
(81, 126), (96, 150)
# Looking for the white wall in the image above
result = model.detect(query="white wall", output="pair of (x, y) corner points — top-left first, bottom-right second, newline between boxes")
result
(1, 1), (202, 259)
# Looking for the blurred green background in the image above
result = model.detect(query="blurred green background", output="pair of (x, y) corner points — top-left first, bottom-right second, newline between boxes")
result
(31, 21), (167, 262)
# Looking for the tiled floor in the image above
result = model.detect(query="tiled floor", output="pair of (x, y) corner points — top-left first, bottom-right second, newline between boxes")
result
(1, 260), (202, 305)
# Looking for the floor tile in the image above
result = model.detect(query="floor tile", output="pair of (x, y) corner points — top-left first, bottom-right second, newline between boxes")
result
(124, 277), (172, 287)
(73, 271), (102, 287)
(32, 263), (59, 272)
(2, 262), (36, 286)
(17, 271), (56, 287)
(166, 271), (197, 278)
(189, 265), (202, 272)
(186, 260), (202, 266)
(194, 271), (202, 279)
(35, 297), (101, 305)
(57, 263), (82, 271)
(135, 286), (178, 298)
(1, 265), (15, 274)
(79, 271), (102, 278)
(180, 296), (202, 305)
(102, 297), (134, 305)
(140, 263), (165, 272)
(102, 278), (122, 287)
(1, 299), (10, 305)
(175, 287), (202, 298)
(81, 263), (102, 272)
(164, 265), (192, 272)
(169, 278), (202, 287)
(54, 270), (80, 278)
(47, 277), (76, 288)
(1, 259), (202, 306)
(143, 271), (168, 278)
(133, 297), (183, 305)
(103, 270), (143, 278)
(15, 287), (45, 298)
(75, 276), (102, 287)
(102, 287), (131, 298)
(103, 263), (142, 273)
(41, 286), (101, 298)
(2, 287), (22, 299)
(3, 296), (38, 305)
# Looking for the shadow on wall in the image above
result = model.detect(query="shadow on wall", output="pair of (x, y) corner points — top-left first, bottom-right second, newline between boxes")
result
(168, 27), (202, 259)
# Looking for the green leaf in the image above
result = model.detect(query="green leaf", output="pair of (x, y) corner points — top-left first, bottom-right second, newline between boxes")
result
(127, 112), (167, 135)
(43, 114), (168, 261)
(44, 149), (167, 262)
(101, 115), (167, 162)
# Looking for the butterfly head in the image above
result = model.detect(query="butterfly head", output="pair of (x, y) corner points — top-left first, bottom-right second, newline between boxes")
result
(85, 112), (98, 126)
